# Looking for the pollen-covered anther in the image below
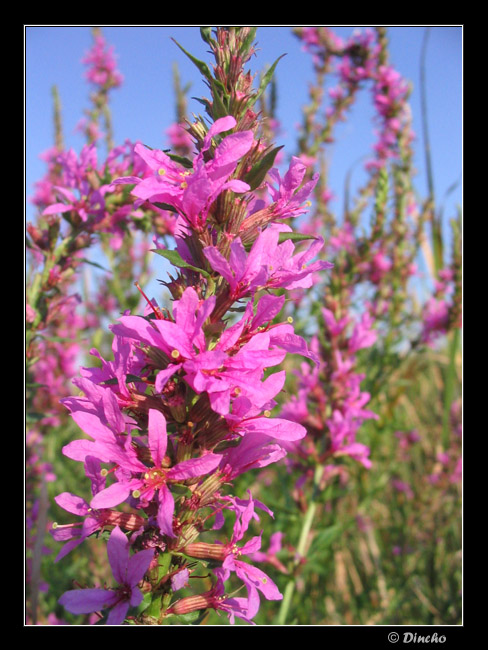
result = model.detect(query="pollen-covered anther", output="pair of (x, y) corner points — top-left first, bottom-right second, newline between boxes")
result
(180, 181), (188, 189)
(100, 468), (109, 477)
(171, 349), (180, 359)
(132, 489), (141, 499)
(144, 473), (150, 479)
(52, 522), (59, 529)
(264, 410), (271, 417)
(158, 168), (166, 176)
(287, 316), (294, 323)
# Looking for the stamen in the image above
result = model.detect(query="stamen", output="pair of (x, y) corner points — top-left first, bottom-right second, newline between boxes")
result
(132, 489), (141, 499)
(158, 168), (166, 176)
(135, 282), (164, 319)
(171, 349), (180, 359)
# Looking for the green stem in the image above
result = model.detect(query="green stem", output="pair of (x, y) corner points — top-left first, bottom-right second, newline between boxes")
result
(276, 464), (323, 625)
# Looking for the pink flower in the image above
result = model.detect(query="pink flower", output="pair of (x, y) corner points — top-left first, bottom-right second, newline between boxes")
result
(58, 526), (153, 625)
(217, 496), (283, 610)
(203, 225), (332, 301)
(115, 116), (253, 231)
(89, 409), (222, 538)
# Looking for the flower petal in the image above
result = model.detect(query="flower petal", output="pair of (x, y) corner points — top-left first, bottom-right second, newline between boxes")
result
(59, 588), (118, 615)
(90, 480), (134, 509)
(107, 525), (130, 585)
(148, 409), (168, 467)
(126, 549), (155, 587)
(156, 484), (176, 538)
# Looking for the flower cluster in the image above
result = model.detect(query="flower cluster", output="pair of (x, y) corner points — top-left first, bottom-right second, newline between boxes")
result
(53, 28), (334, 625)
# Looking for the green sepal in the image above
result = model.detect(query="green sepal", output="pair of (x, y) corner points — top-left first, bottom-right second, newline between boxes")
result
(239, 27), (258, 56)
(200, 27), (216, 47)
(152, 248), (210, 278)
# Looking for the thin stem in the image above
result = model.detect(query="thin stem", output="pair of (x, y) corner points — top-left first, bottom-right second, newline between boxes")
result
(276, 464), (324, 625)
(420, 27), (435, 204)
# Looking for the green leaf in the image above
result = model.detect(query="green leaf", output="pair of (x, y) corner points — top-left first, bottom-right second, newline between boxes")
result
(251, 54), (286, 107)
(210, 78), (230, 119)
(78, 258), (112, 273)
(174, 610), (203, 624)
(101, 374), (145, 386)
(310, 524), (344, 553)
(145, 594), (163, 619)
(152, 248), (210, 278)
(172, 38), (213, 83)
(133, 591), (153, 616)
(243, 231), (316, 253)
(244, 145), (284, 190)
(166, 153), (194, 169)
(278, 232), (318, 244)
(153, 202), (179, 214)
(170, 484), (193, 497)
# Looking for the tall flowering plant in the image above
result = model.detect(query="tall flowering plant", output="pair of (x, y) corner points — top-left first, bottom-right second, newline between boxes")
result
(26, 25), (461, 626)
(50, 27), (333, 625)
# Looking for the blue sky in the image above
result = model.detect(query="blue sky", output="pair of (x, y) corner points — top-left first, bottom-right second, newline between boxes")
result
(25, 25), (462, 274)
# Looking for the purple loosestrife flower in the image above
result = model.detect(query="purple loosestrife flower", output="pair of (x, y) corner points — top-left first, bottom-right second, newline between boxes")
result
(60, 377), (139, 464)
(225, 394), (307, 443)
(51, 456), (145, 561)
(167, 571), (257, 624)
(115, 116), (253, 231)
(203, 225), (333, 301)
(109, 286), (216, 393)
(90, 409), (222, 538)
(265, 156), (319, 219)
(82, 31), (123, 89)
(217, 496), (283, 612)
(218, 431), (288, 481)
(41, 144), (107, 223)
(110, 285), (313, 416)
(59, 526), (153, 625)
(248, 531), (289, 574)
